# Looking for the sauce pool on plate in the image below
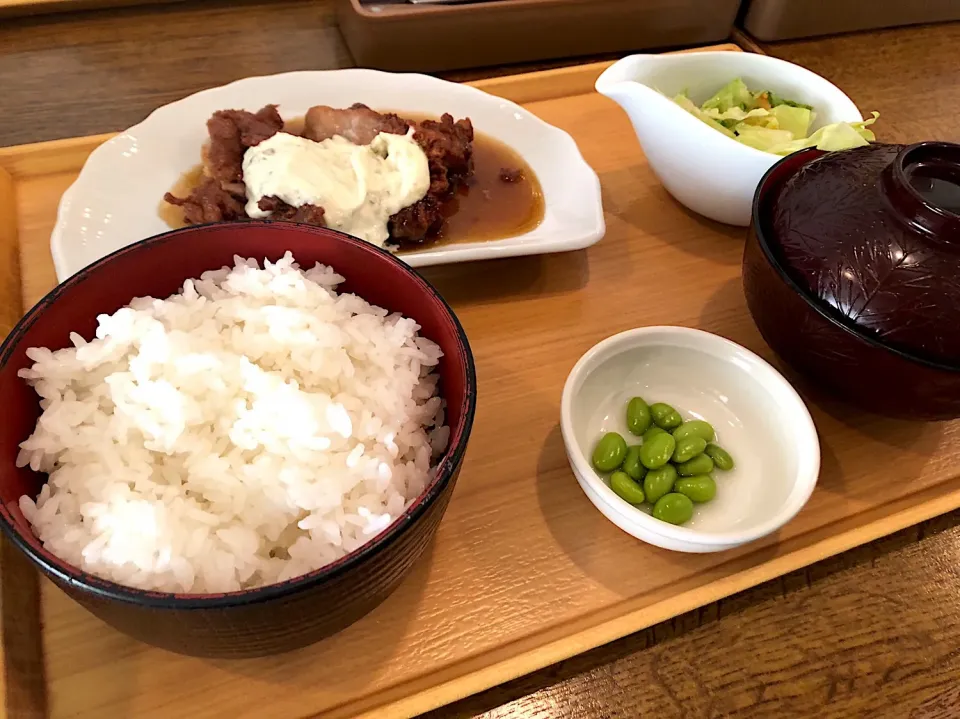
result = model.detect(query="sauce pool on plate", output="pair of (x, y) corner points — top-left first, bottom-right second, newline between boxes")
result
(428, 130), (544, 248)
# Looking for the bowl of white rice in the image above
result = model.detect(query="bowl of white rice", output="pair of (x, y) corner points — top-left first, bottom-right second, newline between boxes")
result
(0, 221), (476, 658)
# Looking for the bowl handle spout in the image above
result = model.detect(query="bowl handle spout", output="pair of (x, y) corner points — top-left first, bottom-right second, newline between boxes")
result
(595, 55), (662, 103)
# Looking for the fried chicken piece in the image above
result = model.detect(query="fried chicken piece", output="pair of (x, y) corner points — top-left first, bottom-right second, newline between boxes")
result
(257, 196), (327, 225)
(388, 114), (474, 243)
(389, 196), (444, 242)
(303, 103), (409, 145)
(163, 177), (247, 225)
(414, 114), (474, 196)
(166, 105), (282, 225)
(204, 104), (284, 184)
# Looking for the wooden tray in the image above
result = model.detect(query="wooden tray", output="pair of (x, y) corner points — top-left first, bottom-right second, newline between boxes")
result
(4, 44), (960, 719)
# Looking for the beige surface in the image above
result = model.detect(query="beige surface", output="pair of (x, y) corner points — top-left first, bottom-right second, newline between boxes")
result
(4, 47), (960, 719)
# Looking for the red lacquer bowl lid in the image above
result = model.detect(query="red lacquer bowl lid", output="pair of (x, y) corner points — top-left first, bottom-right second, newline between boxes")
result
(768, 141), (960, 366)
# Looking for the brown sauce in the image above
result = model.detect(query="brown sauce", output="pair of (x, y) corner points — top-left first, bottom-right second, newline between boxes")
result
(159, 112), (545, 246)
(282, 116), (306, 136)
(422, 131), (544, 248)
(158, 164), (206, 229)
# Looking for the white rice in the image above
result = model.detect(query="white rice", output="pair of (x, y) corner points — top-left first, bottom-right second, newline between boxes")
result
(16, 252), (449, 594)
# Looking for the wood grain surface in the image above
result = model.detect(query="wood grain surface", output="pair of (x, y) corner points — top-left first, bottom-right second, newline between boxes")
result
(765, 22), (960, 144)
(1, 4), (960, 718)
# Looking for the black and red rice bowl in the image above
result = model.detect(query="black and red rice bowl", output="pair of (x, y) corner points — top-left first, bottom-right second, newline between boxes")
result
(0, 222), (477, 658)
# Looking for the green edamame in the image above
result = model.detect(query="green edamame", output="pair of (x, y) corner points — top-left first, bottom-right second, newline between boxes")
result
(674, 475), (717, 503)
(639, 431), (675, 470)
(672, 435), (707, 464)
(652, 493), (694, 525)
(675, 453), (714, 477)
(591, 395), (732, 516)
(642, 426), (667, 443)
(610, 471), (646, 504)
(643, 464), (678, 504)
(650, 402), (683, 430)
(672, 420), (716, 443)
(592, 432), (627, 472)
(626, 397), (652, 436)
(704, 443), (735, 471)
(621, 446), (647, 481)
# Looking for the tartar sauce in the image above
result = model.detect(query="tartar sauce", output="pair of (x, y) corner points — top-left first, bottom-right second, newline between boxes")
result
(242, 130), (430, 246)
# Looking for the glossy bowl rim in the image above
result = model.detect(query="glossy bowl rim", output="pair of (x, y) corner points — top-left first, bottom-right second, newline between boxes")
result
(0, 221), (478, 609)
(750, 145), (960, 374)
(596, 50), (865, 165)
(559, 326), (821, 549)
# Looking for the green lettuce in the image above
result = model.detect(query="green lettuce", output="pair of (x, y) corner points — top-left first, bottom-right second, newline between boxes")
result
(669, 77), (877, 156)
(672, 92), (735, 138)
(734, 126), (795, 152)
(702, 106), (774, 130)
(760, 112), (879, 155)
(770, 105), (813, 140)
(701, 78), (754, 113)
(767, 92), (813, 111)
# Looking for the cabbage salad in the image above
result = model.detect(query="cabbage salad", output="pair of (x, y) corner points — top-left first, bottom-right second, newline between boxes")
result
(672, 78), (878, 155)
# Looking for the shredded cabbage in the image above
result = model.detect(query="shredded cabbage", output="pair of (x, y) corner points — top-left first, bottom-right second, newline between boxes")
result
(670, 78), (878, 156)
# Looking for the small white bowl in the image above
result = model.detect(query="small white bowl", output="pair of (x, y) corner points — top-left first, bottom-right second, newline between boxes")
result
(595, 51), (863, 226)
(560, 327), (820, 553)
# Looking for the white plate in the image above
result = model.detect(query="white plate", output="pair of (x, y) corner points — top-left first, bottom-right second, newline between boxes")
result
(51, 69), (605, 282)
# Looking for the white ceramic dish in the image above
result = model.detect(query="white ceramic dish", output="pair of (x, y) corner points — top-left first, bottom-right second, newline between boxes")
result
(560, 326), (820, 553)
(595, 51), (863, 226)
(51, 69), (605, 282)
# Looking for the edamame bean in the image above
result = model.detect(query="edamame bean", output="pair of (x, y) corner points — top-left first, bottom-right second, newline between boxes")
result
(674, 475), (717, 503)
(621, 446), (647, 481)
(672, 435), (707, 464)
(704, 443), (735, 471)
(652, 493), (694, 525)
(672, 420), (715, 443)
(675, 453), (714, 476)
(610, 471), (646, 504)
(642, 426), (667, 443)
(650, 402), (683, 430)
(639, 431), (675, 470)
(643, 464), (678, 504)
(592, 432), (627, 472)
(626, 397), (652, 436)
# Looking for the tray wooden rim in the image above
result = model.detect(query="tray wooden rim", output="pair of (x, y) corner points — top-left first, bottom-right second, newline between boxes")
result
(5, 43), (960, 719)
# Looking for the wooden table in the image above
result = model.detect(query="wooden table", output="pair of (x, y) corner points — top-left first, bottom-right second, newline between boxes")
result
(2, 6), (960, 718)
